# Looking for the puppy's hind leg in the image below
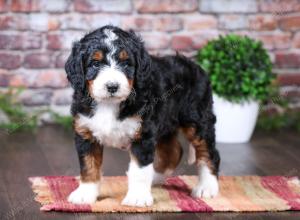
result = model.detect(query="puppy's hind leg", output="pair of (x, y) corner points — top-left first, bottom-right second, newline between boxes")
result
(153, 135), (183, 185)
(182, 126), (220, 198)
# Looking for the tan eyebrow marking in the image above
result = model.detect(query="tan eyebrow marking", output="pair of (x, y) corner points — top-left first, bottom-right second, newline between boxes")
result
(119, 49), (129, 61)
(92, 51), (103, 61)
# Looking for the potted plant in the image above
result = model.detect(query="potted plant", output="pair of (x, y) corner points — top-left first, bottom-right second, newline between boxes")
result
(197, 34), (274, 143)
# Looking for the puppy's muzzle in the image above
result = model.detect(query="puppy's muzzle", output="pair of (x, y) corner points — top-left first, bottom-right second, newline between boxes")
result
(106, 82), (119, 94)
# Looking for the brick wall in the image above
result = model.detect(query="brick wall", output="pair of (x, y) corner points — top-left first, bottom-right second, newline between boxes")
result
(0, 0), (300, 114)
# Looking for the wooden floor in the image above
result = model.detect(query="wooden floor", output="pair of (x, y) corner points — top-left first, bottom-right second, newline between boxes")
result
(0, 125), (299, 220)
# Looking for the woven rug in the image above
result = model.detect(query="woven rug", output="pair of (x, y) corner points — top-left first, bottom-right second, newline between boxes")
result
(29, 175), (300, 212)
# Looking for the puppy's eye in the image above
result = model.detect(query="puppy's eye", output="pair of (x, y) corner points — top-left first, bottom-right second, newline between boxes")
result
(123, 60), (132, 67)
(119, 49), (129, 61)
(92, 61), (100, 68)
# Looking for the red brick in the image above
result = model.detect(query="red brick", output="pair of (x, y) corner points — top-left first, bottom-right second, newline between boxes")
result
(47, 34), (61, 50)
(52, 88), (73, 105)
(0, 69), (10, 87)
(87, 14), (121, 29)
(1, 70), (68, 89)
(14, 70), (68, 88)
(55, 52), (69, 68)
(59, 14), (88, 30)
(259, 0), (300, 13)
(41, 0), (70, 12)
(18, 89), (53, 106)
(23, 33), (42, 49)
(74, 0), (132, 13)
(0, 53), (22, 70)
(33, 70), (68, 88)
(0, 72), (28, 87)
(0, 15), (11, 29)
(60, 14), (120, 30)
(123, 16), (183, 32)
(293, 32), (300, 48)
(277, 73), (300, 86)
(0, 34), (20, 49)
(253, 33), (291, 50)
(7, 73), (25, 87)
(280, 86), (300, 98)
(11, 0), (40, 12)
(200, 0), (257, 13)
(141, 33), (170, 50)
(275, 52), (300, 68)
(48, 17), (60, 31)
(122, 17), (153, 31)
(28, 13), (49, 31)
(47, 32), (84, 50)
(0, 33), (41, 50)
(24, 53), (54, 69)
(171, 35), (193, 51)
(0, 15), (29, 30)
(153, 17), (182, 32)
(183, 15), (217, 30)
(248, 15), (277, 31)
(218, 15), (247, 30)
(0, 0), (8, 12)
(191, 30), (220, 49)
(279, 15), (300, 31)
(74, 0), (89, 12)
(134, 0), (198, 13)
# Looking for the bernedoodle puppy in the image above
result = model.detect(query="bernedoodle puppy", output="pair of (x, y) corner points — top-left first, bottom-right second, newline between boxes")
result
(65, 25), (220, 207)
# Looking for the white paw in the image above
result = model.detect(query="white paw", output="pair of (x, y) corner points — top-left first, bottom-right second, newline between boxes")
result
(67, 182), (100, 204)
(191, 174), (219, 198)
(122, 191), (153, 207)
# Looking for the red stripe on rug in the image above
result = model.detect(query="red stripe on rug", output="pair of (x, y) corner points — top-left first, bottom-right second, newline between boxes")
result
(44, 176), (92, 212)
(164, 177), (213, 212)
(261, 176), (300, 210)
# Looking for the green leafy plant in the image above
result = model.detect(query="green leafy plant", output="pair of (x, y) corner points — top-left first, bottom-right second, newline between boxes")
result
(0, 88), (38, 133)
(197, 34), (275, 103)
(51, 112), (73, 131)
(0, 88), (74, 133)
(257, 111), (300, 132)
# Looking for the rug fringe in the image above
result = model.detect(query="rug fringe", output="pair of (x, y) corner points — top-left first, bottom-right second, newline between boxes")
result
(28, 177), (54, 205)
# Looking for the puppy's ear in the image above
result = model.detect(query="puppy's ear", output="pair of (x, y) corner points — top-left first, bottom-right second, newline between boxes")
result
(65, 42), (85, 91)
(129, 30), (152, 90)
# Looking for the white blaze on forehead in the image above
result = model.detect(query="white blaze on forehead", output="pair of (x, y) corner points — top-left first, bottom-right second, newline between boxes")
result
(103, 28), (118, 67)
(103, 29), (118, 46)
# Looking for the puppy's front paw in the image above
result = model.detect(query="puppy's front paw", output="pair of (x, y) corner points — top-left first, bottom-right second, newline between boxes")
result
(122, 191), (153, 207)
(68, 182), (100, 204)
(191, 174), (219, 199)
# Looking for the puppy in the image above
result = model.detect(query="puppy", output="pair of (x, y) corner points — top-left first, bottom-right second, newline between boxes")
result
(65, 25), (220, 207)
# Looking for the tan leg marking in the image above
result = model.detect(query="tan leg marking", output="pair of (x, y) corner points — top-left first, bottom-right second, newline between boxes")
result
(74, 116), (93, 140)
(154, 136), (183, 174)
(80, 142), (103, 183)
(181, 127), (215, 174)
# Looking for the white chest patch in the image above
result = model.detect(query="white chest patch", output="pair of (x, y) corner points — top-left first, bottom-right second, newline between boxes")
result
(77, 103), (141, 149)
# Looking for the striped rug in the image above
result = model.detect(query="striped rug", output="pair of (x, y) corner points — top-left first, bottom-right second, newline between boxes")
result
(29, 175), (300, 212)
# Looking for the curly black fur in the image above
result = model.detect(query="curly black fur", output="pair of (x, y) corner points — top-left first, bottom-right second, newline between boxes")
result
(65, 25), (220, 175)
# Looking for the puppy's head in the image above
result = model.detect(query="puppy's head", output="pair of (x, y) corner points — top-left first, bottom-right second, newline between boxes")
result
(65, 25), (151, 103)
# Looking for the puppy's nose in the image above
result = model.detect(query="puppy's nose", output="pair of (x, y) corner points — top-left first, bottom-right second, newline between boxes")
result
(106, 82), (119, 94)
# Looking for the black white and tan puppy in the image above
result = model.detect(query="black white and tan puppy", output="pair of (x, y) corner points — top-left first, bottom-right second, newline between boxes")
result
(65, 25), (220, 207)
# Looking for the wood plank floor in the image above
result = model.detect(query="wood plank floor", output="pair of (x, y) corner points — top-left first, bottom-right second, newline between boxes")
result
(0, 125), (299, 220)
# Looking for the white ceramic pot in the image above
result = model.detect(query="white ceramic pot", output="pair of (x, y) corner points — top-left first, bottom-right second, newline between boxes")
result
(213, 94), (259, 143)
